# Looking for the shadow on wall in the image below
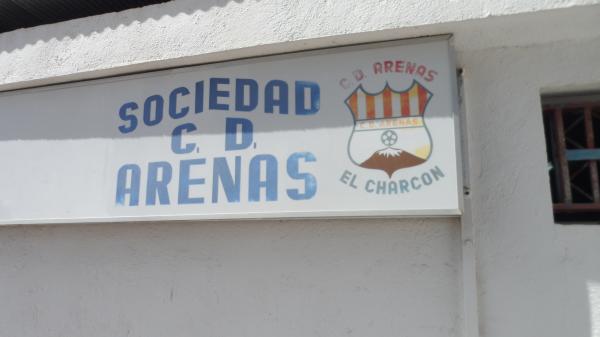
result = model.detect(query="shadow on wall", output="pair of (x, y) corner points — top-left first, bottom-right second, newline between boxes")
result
(0, 0), (253, 53)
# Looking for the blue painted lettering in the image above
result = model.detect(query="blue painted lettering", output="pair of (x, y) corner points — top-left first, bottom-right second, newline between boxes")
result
(235, 79), (258, 112)
(225, 118), (253, 151)
(178, 158), (206, 204)
(169, 87), (190, 119)
(118, 102), (138, 133)
(209, 78), (230, 111)
(264, 80), (288, 114)
(195, 80), (204, 114)
(286, 152), (317, 200)
(143, 94), (164, 126)
(212, 156), (241, 203)
(295, 81), (320, 115)
(171, 123), (197, 154)
(146, 161), (172, 205)
(115, 164), (141, 206)
(249, 154), (278, 201)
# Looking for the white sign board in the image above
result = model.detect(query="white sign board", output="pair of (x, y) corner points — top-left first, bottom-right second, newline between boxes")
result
(0, 37), (462, 224)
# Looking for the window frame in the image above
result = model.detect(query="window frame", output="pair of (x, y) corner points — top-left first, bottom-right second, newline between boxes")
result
(542, 93), (600, 223)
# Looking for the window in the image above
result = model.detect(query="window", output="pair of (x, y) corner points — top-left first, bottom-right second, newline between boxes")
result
(542, 94), (600, 223)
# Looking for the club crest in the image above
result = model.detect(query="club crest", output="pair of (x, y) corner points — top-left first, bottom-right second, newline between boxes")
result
(345, 80), (433, 177)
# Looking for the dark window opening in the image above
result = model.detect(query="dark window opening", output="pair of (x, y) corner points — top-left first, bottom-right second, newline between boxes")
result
(542, 94), (600, 223)
(0, 0), (171, 34)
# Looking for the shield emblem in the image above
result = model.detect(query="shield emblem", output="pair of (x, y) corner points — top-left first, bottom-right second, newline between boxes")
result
(345, 80), (433, 177)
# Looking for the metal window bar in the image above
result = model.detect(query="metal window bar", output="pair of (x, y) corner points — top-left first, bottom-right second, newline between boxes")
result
(553, 107), (572, 203)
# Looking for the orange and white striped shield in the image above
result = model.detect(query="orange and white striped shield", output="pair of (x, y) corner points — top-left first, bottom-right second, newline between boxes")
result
(345, 80), (433, 177)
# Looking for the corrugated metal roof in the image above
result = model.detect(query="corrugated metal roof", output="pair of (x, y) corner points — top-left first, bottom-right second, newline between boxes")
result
(0, 0), (170, 33)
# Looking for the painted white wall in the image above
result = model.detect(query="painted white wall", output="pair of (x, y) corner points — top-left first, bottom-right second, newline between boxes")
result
(2, 0), (600, 91)
(1, 1), (600, 337)
(460, 35), (600, 337)
(0, 219), (461, 337)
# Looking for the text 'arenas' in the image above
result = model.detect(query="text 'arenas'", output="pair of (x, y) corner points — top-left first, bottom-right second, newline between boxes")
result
(114, 78), (321, 206)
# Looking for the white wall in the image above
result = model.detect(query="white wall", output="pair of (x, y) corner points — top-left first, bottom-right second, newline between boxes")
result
(1, 1), (600, 337)
(0, 219), (461, 337)
(459, 35), (600, 337)
(2, 0), (600, 91)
